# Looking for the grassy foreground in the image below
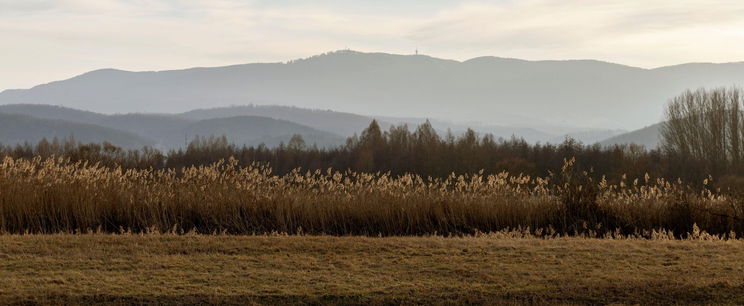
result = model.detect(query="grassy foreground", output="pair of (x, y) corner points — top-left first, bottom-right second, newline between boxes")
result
(1, 235), (743, 305)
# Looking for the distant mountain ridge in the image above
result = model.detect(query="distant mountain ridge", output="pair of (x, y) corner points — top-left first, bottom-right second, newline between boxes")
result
(3, 50), (744, 130)
(0, 102), (675, 155)
(181, 105), (567, 142)
(179, 105), (386, 137)
(0, 104), (345, 149)
(0, 112), (154, 149)
(178, 115), (344, 148)
(600, 124), (663, 148)
(552, 129), (626, 145)
(1, 103), (627, 146)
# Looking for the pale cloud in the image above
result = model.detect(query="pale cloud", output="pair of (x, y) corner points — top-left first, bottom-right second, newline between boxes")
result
(1, 0), (744, 90)
(407, 1), (744, 60)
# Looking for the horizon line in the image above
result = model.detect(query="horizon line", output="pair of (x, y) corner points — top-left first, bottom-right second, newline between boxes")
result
(3, 49), (744, 92)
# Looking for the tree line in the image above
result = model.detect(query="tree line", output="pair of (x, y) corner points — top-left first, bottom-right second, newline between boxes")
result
(2, 87), (743, 189)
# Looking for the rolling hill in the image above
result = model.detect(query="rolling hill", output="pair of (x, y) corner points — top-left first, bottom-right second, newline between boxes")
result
(599, 123), (662, 148)
(0, 104), (192, 144)
(180, 116), (344, 148)
(0, 113), (154, 149)
(179, 105), (565, 142)
(551, 129), (626, 145)
(179, 105), (387, 138)
(0, 104), (345, 149)
(0, 103), (615, 145)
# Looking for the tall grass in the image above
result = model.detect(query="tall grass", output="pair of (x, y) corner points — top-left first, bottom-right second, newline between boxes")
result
(0, 156), (741, 236)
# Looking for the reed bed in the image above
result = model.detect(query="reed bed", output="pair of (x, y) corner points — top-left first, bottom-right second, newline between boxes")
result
(0, 156), (742, 236)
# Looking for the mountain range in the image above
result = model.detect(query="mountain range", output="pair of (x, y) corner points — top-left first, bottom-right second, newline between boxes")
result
(0, 104), (345, 149)
(3, 50), (737, 148)
(0, 103), (658, 150)
(2, 50), (744, 132)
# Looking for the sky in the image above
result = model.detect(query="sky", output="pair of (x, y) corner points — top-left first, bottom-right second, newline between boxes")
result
(2, 0), (744, 90)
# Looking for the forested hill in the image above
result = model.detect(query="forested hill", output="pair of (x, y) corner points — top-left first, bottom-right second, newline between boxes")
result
(0, 104), (345, 149)
(0, 113), (154, 149)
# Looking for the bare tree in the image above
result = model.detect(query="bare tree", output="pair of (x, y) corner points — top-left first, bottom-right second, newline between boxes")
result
(662, 87), (744, 174)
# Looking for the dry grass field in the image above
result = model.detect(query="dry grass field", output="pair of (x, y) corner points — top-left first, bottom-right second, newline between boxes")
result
(1, 234), (743, 305)
(2, 156), (744, 304)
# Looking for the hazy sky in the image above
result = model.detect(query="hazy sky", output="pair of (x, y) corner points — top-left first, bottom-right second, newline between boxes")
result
(2, 0), (744, 90)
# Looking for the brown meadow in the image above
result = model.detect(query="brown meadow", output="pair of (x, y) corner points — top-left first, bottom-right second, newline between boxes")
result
(1, 234), (743, 305)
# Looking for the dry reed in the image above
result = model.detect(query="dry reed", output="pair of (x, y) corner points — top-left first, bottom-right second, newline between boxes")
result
(0, 156), (741, 236)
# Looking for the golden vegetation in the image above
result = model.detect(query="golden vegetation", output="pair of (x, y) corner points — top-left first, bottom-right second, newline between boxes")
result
(1, 156), (742, 236)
